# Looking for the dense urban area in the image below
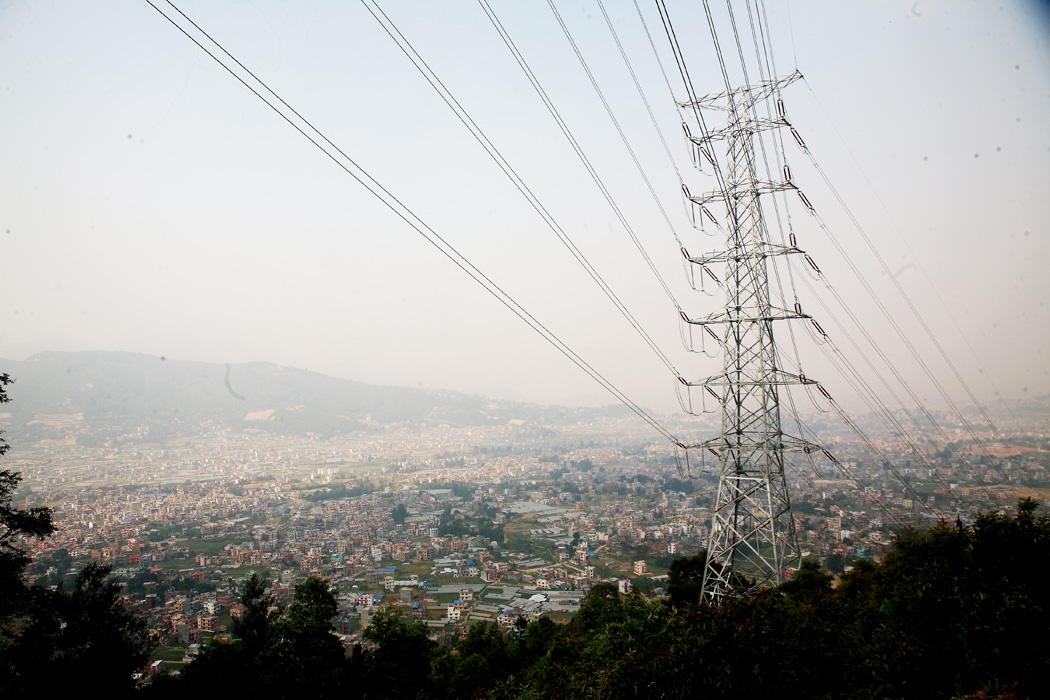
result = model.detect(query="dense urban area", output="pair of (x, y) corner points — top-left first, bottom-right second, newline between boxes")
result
(5, 392), (1048, 679)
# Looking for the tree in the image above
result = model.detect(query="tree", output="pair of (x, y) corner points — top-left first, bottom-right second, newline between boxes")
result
(631, 576), (657, 596)
(286, 576), (337, 631)
(175, 574), (279, 695)
(179, 575), (349, 697)
(666, 551), (707, 608)
(570, 582), (623, 635)
(3, 562), (153, 695)
(0, 374), (56, 617)
(2, 376), (153, 694)
(0, 374), (10, 457)
(361, 608), (435, 699)
(825, 552), (849, 575)
(392, 503), (408, 525)
(0, 471), (55, 615)
(1, 374), (56, 622)
(233, 572), (279, 659)
(780, 558), (832, 604)
(442, 621), (513, 699)
(270, 577), (347, 696)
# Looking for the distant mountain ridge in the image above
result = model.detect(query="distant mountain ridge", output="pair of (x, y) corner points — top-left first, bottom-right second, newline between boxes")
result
(0, 351), (567, 438)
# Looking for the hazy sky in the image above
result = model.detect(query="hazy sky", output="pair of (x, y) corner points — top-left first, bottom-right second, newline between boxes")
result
(2, 0), (1048, 417)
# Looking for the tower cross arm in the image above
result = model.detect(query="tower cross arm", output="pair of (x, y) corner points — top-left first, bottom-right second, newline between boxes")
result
(686, 241), (805, 266)
(677, 368), (819, 388)
(678, 431), (822, 454)
(687, 116), (787, 145)
(678, 70), (803, 111)
(680, 306), (810, 326)
(687, 179), (796, 208)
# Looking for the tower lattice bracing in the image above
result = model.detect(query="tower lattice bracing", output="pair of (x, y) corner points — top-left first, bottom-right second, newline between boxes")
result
(678, 72), (817, 602)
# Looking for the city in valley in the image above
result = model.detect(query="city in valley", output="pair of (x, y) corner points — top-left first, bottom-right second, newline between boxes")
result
(3, 355), (1046, 672)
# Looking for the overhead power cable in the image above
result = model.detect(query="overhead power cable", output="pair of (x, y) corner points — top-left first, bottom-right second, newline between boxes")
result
(602, 0), (686, 190)
(653, 0), (735, 215)
(726, 0), (966, 505)
(653, 0), (951, 516)
(800, 78), (1020, 431)
(736, 0), (999, 506)
(359, 0), (683, 381)
(551, 0), (685, 254)
(146, 0), (682, 445)
(477, 1), (692, 337)
(790, 138), (1020, 490)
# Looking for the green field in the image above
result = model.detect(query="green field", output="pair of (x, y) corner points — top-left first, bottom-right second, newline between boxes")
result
(223, 567), (271, 581)
(152, 645), (189, 662)
(395, 561), (433, 578)
(185, 538), (240, 556)
(503, 514), (556, 561)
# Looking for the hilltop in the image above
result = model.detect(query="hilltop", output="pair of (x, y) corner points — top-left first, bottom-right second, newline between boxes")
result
(0, 351), (616, 442)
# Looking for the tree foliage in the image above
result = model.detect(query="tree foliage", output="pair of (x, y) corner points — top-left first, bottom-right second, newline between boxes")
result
(666, 551), (706, 608)
(3, 562), (152, 695)
(361, 608), (436, 699)
(1, 375), (152, 695)
(0, 374), (56, 617)
(173, 574), (348, 698)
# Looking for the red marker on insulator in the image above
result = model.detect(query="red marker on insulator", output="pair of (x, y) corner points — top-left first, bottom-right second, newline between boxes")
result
(789, 232), (797, 247)
(783, 164), (792, 181)
(819, 386), (832, 401)
(812, 320), (827, 337)
(794, 301), (803, 315)
(805, 255), (821, 273)
(798, 191), (814, 210)
(822, 449), (838, 463)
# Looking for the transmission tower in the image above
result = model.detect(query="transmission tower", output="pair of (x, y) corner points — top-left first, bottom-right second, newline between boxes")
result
(677, 71), (820, 603)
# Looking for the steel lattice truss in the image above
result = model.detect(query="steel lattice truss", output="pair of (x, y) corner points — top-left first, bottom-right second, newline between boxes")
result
(678, 72), (819, 602)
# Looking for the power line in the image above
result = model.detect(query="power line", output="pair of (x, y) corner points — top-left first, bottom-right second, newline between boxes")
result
(359, 0), (683, 382)
(551, 0), (685, 256)
(728, 0), (967, 507)
(789, 137), (1020, 490)
(147, 0), (682, 445)
(476, 0), (693, 376)
(800, 77), (1021, 431)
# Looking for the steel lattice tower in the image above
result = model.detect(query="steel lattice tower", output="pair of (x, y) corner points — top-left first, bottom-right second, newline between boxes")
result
(678, 72), (818, 602)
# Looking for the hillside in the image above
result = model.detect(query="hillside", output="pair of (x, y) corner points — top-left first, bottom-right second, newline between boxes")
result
(0, 351), (572, 440)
